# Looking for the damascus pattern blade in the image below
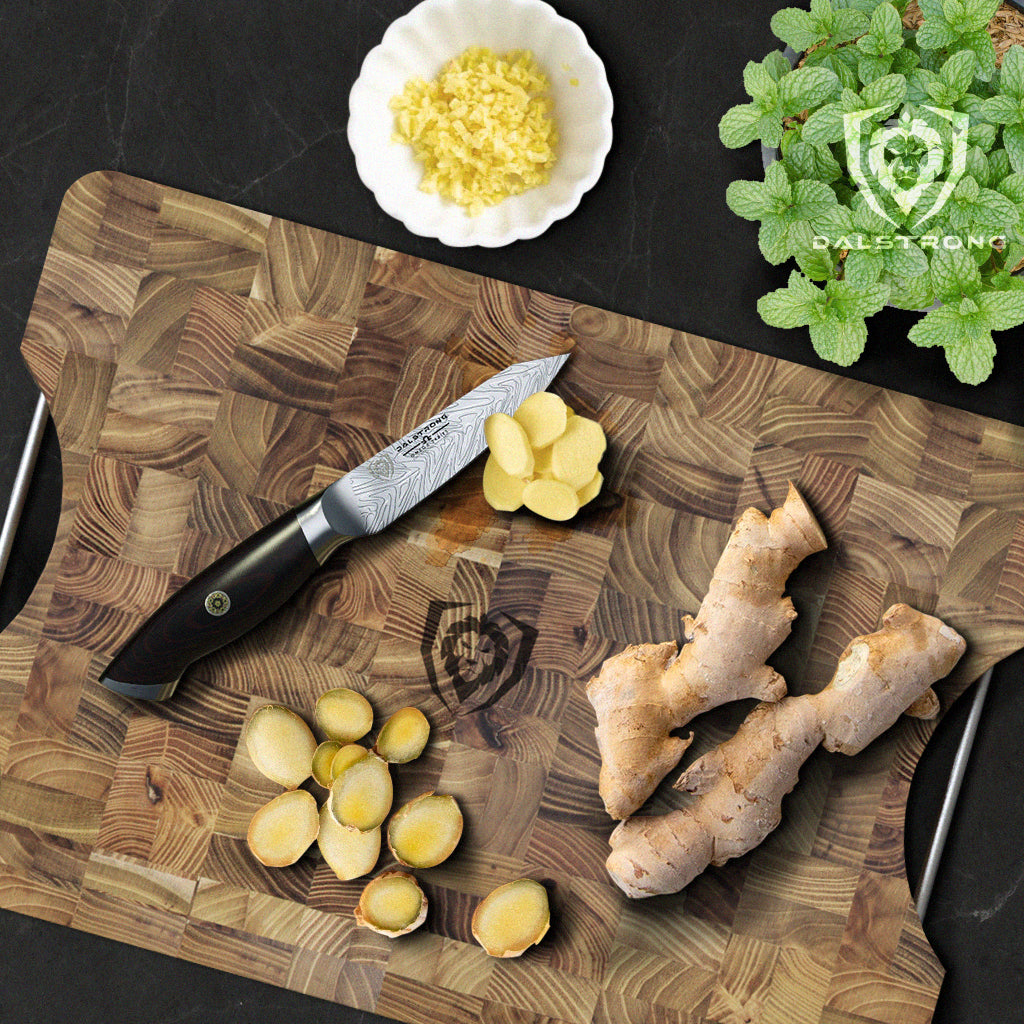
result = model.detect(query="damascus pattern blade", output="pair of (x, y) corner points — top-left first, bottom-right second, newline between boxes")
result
(320, 353), (569, 537)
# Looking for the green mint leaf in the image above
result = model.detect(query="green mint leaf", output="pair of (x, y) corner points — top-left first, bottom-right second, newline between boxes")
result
(925, 80), (957, 106)
(780, 66), (841, 115)
(744, 59), (779, 102)
(796, 246), (837, 281)
(726, 179), (773, 220)
(845, 248), (885, 287)
(918, 0), (946, 18)
(858, 55), (894, 84)
(955, 175), (981, 203)
(803, 102), (846, 146)
(814, 204), (857, 237)
(989, 148), (1011, 182)
(908, 303), (997, 383)
(1000, 45), (1024, 102)
(968, 122), (999, 150)
(791, 178), (839, 221)
(961, 29), (998, 81)
(989, 268), (1024, 290)
(978, 289), (1024, 329)
(766, 51), (796, 82)
(892, 48), (921, 76)
(826, 278), (890, 318)
(759, 217), (792, 264)
(889, 271), (937, 310)
(883, 238), (930, 277)
(757, 270), (822, 328)
(980, 95), (1021, 126)
(960, 0), (1001, 31)
(1005, 124), (1024, 175)
(929, 244), (982, 302)
(770, 7), (825, 51)
(940, 48), (978, 95)
(972, 187), (1020, 228)
(819, 48), (862, 91)
(966, 146), (991, 188)
(916, 19), (959, 51)
(861, 73), (909, 115)
(760, 114), (785, 150)
(719, 103), (764, 148)
(808, 317), (869, 365)
(834, 8), (872, 42)
(867, 2), (905, 52)
(997, 171), (1024, 204)
(765, 160), (794, 203)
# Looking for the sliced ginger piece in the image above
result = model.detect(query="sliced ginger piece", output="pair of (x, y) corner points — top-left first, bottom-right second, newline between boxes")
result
(247, 789), (319, 867)
(482, 454), (526, 512)
(484, 413), (534, 477)
(533, 444), (554, 478)
(550, 415), (606, 489)
(317, 804), (381, 880)
(522, 478), (580, 521)
(374, 707), (431, 764)
(329, 751), (393, 831)
(387, 792), (463, 868)
(315, 687), (373, 743)
(513, 391), (568, 449)
(312, 740), (342, 788)
(355, 870), (427, 937)
(245, 704), (318, 789)
(577, 470), (603, 507)
(330, 743), (369, 780)
(472, 878), (551, 957)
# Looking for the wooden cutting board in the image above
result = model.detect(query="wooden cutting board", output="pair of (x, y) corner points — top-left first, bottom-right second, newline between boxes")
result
(3, 171), (1024, 1024)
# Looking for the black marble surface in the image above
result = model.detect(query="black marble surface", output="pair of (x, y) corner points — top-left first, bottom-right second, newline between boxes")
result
(1, 2), (1022, 1021)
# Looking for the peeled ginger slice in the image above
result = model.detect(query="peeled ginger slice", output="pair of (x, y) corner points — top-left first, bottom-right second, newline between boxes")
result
(482, 454), (526, 512)
(551, 415), (607, 489)
(374, 707), (430, 764)
(247, 789), (319, 867)
(315, 687), (373, 743)
(312, 740), (342, 788)
(388, 792), (463, 868)
(329, 752), (393, 831)
(317, 804), (380, 880)
(355, 871), (427, 937)
(472, 878), (551, 957)
(484, 413), (534, 477)
(513, 391), (568, 449)
(522, 478), (580, 521)
(577, 470), (603, 507)
(245, 704), (317, 789)
(330, 743), (369, 780)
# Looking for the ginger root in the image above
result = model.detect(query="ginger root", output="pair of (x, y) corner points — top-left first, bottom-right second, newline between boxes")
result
(587, 483), (827, 819)
(605, 604), (966, 898)
(244, 704), (318, 790)
(246, 789), (319, 867)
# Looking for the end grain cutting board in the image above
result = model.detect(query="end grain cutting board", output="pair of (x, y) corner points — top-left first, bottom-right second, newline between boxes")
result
(2, 171), (1024, 1024)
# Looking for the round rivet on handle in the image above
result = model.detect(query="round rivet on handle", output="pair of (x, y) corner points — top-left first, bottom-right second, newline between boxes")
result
(204, 590), (231, 616)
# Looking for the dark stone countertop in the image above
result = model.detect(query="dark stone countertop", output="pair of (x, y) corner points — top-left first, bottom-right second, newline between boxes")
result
(0, 2), (1022, 1022)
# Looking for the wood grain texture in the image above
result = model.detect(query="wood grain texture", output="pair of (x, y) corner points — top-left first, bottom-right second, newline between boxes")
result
(3, 171), (1024, 1023)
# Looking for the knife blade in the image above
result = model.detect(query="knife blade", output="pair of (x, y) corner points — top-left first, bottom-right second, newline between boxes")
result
(99, 353), (569, 701)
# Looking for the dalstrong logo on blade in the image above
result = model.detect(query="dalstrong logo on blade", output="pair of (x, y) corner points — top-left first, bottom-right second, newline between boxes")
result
(844, 105), (969, 231)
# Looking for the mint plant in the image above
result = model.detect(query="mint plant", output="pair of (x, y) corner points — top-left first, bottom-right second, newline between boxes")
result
(720, 0), (1024, 384)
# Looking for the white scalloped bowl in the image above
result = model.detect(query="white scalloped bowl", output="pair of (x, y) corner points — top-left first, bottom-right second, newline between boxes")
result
(347, 0), (613, 247)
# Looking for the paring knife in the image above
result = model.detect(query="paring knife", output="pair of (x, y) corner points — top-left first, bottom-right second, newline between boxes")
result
(99, 353), (569, 702)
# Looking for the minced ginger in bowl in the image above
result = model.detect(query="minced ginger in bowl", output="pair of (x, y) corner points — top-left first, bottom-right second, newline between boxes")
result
(347, 0), (612, 247)
(390, 47), (558, 216)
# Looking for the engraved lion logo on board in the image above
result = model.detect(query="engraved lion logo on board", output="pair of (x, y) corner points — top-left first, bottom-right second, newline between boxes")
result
(420, 601), (537, 715)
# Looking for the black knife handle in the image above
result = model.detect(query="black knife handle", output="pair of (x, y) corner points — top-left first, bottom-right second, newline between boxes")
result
(99, 506), (327, 701)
